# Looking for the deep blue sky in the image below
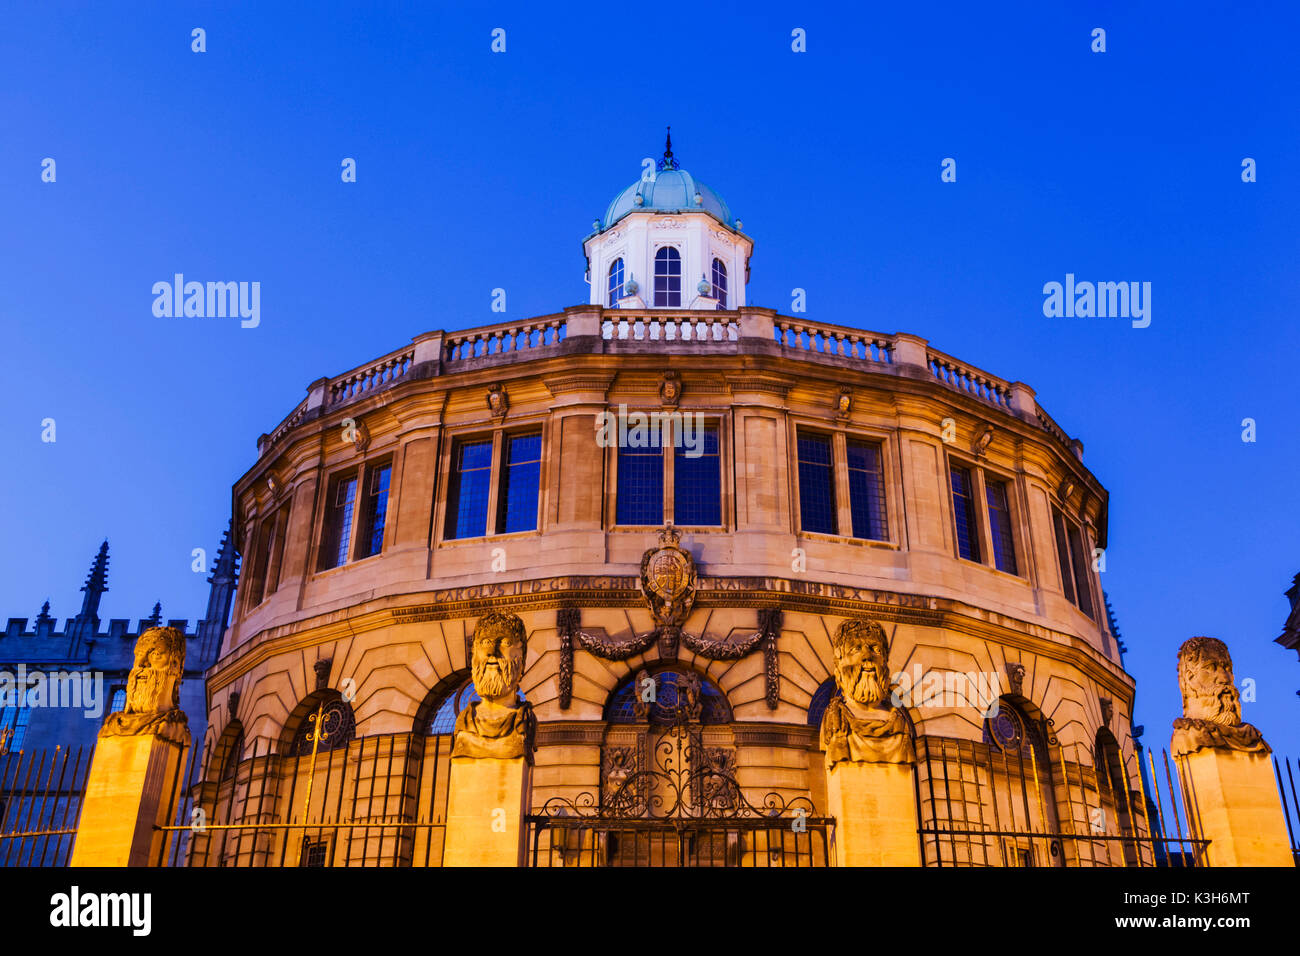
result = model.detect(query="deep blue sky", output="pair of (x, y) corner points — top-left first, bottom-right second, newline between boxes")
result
(1, 2), (1296, 757)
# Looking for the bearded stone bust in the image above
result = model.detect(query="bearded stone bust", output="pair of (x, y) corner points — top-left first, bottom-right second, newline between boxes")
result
(1171, 637), (1268, 757)
(102, 627), (189, 738)
(820, 618), (914, 768)
(452, 611), (536, 760)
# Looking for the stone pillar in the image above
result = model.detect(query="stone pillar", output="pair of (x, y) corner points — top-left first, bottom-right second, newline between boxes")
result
(1178, 750), (1292, 866)
(443, 756), (532, 867)
(71, 728), (189, 867)
(1171, 637), (1292, 866)
(442, 610), (536, 867)
(827, 761), (920, 867)
(70, 626), (191, 867)
(821, 618), (922, 867)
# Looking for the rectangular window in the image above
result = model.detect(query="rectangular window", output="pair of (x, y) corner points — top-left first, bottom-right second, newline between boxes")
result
(0, 705), (31, 754)
(1053, 507), (1095, 618)
(355, 461), (393, 559)
(985, 479), (1018, 574)
(846, 439), (888, 541)
(797, 432), (837, 535)
(318, 472), (358, 571)
(446, 439), (493, 539)
(616, 444), (664, 526)
(496, 433), (542, 533)
(248, 505), (290, 605)
(950, 466), (981, 562)
(246, 519), (274, 607)
(1066, 522), (1095, 618)
(674, 425), (721, 526)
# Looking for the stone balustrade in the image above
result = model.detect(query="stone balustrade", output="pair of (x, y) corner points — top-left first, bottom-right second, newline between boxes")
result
(328, 348), (415, 405)
(443, 317), (567, 363)
(774, 318), (894, 364)
(926, 347), (1013, 409)
(257, 307), (1080, 457)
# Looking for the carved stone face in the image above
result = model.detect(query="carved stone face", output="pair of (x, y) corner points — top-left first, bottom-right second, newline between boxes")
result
(125, 627), (185, 714)
(832, 619), (891, 707)
(1178, 637), (1241, 725)
(470, 612), (526, 702)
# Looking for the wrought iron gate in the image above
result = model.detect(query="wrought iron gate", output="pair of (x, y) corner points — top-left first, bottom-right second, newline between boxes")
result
(526, 714), (832, 867)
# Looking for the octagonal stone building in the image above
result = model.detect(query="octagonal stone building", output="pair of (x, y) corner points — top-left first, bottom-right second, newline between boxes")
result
(191, 143), (1148, 868)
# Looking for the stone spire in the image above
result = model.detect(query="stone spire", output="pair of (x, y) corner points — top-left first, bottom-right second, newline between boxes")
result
(144, 602), (163, 629)
(69, 540), (109, 650)
(197, 521), (240, 665)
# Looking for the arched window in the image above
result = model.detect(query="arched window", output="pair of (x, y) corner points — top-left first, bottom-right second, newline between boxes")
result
(653, 247), (681, 307)
(108, 687), (126, 715)
(982, 698), (1048, 765)
(423, 673), (524, 735)
(288, 696), (356, 757)
(607, 258), (625, 307)
(605, 667), (731, 724)
(711, 258), (728, 309)
(806, 678), (838, 728)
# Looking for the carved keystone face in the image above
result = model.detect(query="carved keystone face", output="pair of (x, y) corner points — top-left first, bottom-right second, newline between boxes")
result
(471, 613), (526, 701)
(832, 620), (890, 707)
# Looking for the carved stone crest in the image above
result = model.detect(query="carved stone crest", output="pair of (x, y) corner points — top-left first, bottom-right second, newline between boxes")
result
(452, 610), (536, 760)
(1171, 637), (1268, 757)
(102, 627), (189, 739)
(486, 384), (509, 421)
(639, 526), (696, 631)
(659, 371), (681, 407)
(820, 618), (914, 768)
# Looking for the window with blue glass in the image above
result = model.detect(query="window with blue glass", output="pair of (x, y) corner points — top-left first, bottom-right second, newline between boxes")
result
(318, 471), (358, 571)
(446, 438), (493, 539)
(797, 431), (837, 535)
(604, 669), (731, 724)
(616, 443), (664, 525)
(950, 465), (981, 562)
(497, 432), (542, 533)
(653, 247), (681, 307)
(607, 258), (625, 306)
(0, 705), (31, 753)
(673, 425), (721, 526)
(711, 258), (728, 309)
(1053, 508), (1095, 619)
(355, 460), (392, 559)
(985, 477), (1018, 574)
(426, 675), (523, 734)
(846, 439), (888, 540)
(806, 678), (839, 728)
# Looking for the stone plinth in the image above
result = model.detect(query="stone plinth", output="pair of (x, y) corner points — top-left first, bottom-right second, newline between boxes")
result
(1178, 749), (1292, 866)
(826, 760), (920, 867)
(443, 755), (531, 867)
(70, 728), (189, 867)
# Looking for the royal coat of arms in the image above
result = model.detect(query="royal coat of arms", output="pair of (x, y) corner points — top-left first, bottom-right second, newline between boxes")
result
(639, 525), (696, 631)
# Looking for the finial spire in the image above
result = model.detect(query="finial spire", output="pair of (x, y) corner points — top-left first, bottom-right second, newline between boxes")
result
(657, 126), (679, 171)
(146, 602), (162, 628)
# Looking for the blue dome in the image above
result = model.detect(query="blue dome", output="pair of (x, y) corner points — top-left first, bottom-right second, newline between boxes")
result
(602, 167), (735, 230)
